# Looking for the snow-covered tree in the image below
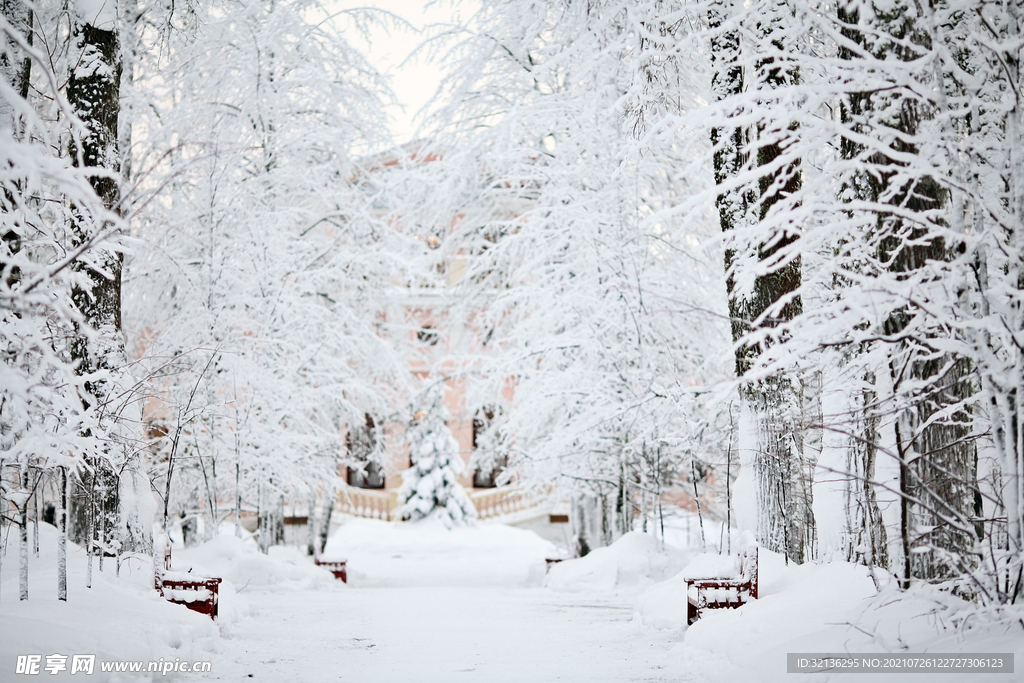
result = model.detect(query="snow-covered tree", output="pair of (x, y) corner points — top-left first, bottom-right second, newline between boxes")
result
(395, 385), (476, 525)
(656, 0), (1011, 596)
(124, 0), (410, 545)
(411, 0), (730, 552)
(1, 0), (141, 599)
(707, 0), (815, 564)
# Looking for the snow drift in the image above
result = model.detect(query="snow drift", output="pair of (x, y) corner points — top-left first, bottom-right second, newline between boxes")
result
(545, 531), (690, 593)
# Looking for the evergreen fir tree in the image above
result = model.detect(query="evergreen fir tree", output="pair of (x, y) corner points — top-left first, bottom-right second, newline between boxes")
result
(395, 386), (477, 526)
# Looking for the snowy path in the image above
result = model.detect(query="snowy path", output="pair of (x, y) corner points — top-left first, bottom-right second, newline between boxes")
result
(200, 587), (690, 683)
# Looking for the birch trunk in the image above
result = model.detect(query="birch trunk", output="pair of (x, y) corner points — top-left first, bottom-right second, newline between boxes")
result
(0, 460), (4, 601)
(318, 492), (333, 555)
(58, 467), (67, 601)
(306, 495), (316, 556)
(18, 460), (28, 600)
(235, 462), (242, 539)
(31, 478), (38, 557)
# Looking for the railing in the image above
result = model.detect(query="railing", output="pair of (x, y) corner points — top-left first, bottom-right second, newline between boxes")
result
(335, 483), (551, 522)
(336, 485), (399, 520)
(469, 485), (550, 520)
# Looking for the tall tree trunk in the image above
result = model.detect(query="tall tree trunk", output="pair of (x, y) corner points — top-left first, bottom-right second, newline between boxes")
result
(2, 8), (35, 602)
(235, 461), (242, 538)
(18, 458), (28, 600)
(835, 2), (891, 571)
(66, 2), (125, 552)
(969, 0), (1024, 602)
(85, 468), (95, 588)
(710, 0), (813, 563)
(318, 490), (334, 555)
(844, 376), (888, 567)
(0, 460), (5, 601)
(306, 495), (316, 556)
(0, 0), (32, 135)
(31, 475), (38, 557)
(837, 1), (977, 584)
(58, 467), (67, 601)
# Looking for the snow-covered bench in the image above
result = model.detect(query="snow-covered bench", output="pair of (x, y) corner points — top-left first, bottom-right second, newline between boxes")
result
(684, 544), (758, 625)
(544, 549), (573, 571)
(314, 556), (348, 583)
(153, 534), (223, 620)
(160, 575), (223, 619)
(544, 557), (565, 570)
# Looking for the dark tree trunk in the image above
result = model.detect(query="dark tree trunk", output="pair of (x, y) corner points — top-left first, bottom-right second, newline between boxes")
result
(709, 0), (813, 563)
(318, 493), (333, 555)
(66, 11), (125, 551)
(835, 2), (891, 571)
(837, 2), (976, 583)
(58, 467), (67, 601)
(19, 461), (28, 600)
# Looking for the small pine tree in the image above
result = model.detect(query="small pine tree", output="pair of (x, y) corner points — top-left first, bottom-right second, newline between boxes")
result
(395, 386), (477, 525)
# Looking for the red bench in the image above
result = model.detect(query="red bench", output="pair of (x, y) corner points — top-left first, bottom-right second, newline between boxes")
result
(314, 556), (347, 583)
(153, 535), (222, 620)
(686, 545), (758, 625)
(160, 577), (223, 619)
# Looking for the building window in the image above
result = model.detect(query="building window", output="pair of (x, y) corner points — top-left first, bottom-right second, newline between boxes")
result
(417, 324), (439, 346)
(347, 414), (384, 489)
(471, 407), (506, 488)
(145, 422), (169, 440)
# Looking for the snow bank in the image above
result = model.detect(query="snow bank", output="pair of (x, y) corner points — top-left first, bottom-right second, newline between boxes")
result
(635, 569), (691, 630)
(680, 552), (741, 580)
(1, 524), (218, 682)
(323, 517), (556, 587)
(641, 549), (1023, 683)
(174, 534), (339, 595)
(546, 531), (690, 593)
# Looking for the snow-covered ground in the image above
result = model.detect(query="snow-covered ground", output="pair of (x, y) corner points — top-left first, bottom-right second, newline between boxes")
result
(320, 516), (557, 587)
(0, 525), (220, 682)
(3, 519), (1022, 682)
(198, 586), (681, 682)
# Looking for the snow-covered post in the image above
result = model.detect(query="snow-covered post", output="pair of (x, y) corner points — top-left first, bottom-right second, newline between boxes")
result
(395, 385), (477, 526)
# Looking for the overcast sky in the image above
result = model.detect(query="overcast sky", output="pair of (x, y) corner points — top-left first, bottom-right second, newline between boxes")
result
(326, 1), (477, 142)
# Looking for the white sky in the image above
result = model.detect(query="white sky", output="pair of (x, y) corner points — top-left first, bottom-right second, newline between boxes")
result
(325, 1), (477, 143)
